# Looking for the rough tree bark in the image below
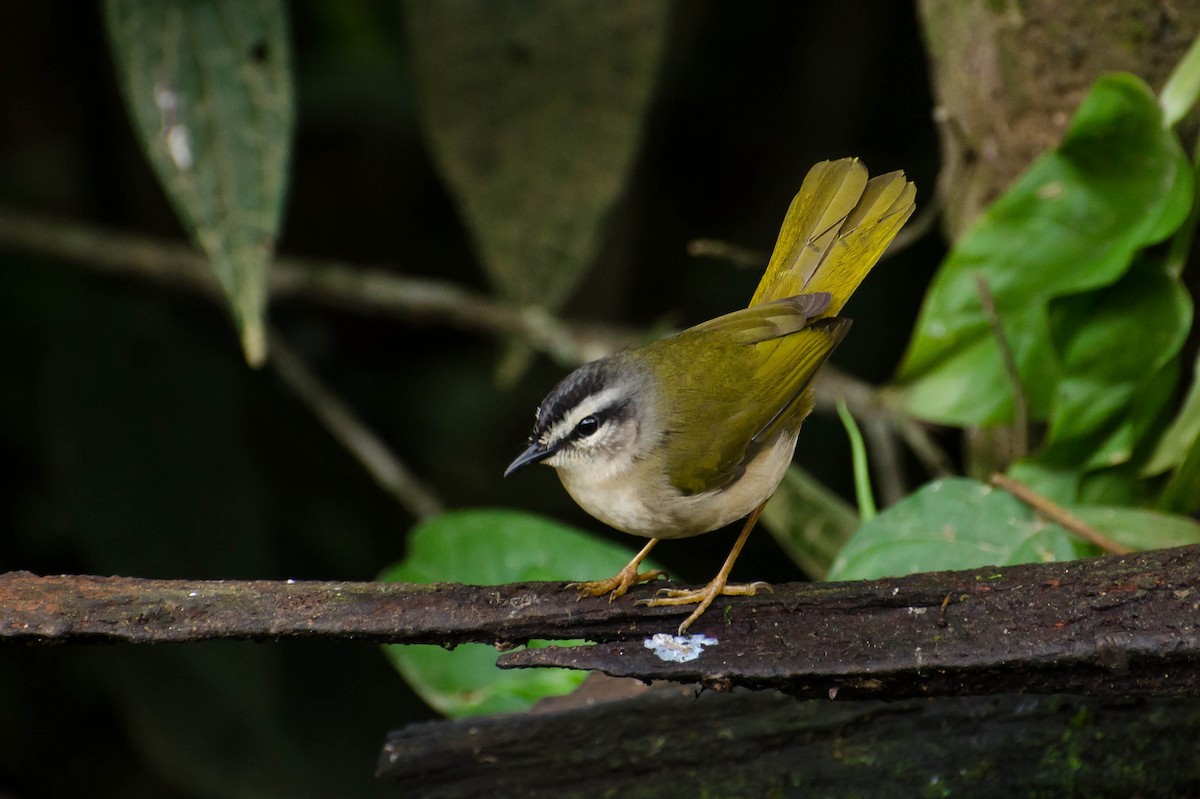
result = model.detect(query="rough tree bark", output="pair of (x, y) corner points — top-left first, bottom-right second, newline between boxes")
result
(918, 0), (1200, 238)
(6, 547), (1199, 796)
(4, 545), (1198, 699)
(377, 685), (1200, 798)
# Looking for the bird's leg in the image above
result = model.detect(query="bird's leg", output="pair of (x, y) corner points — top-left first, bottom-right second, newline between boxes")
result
(569, 538), (665, 601)
(638, 504), (769, 635)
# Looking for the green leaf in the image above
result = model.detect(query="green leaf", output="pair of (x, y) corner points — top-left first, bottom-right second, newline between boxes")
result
(1010, 354), (1183, 507)
(837, 400), (876, 520)
(895, 73), (1193, 425)
(1005, 459), (1081, 506)
(1157, 420), (1200, 515)
(379, 509), (662, 719)
(1146, 352), (1200, 475)
(1071, 505), (1200, 552)
(827, 478), (1075, 581)
(1161, 31), (1200, 128)
(761, 465), (859, 580)
(104, 0), (294, 365)
(1077, 463), (1153, 507)
(404, 0), (669, 311)
(1043, 261), (1191, 450)
(1081, 355), (1181, 475)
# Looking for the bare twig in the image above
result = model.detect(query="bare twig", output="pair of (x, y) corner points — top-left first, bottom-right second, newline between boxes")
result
(0, 204), (956, 502)
(974, 272), (1029, 458)
(685, 169), (939, 272)
(885, 184), (940, 256)
(685, 238), (768, 268)
(890, 407), (957, 477)
(862, 414), (907, 505)
(267, 330), (444, 519)
(0, 205), (631, 366)
(817, 366), (957, 484)
(989, 473), (1133, 555)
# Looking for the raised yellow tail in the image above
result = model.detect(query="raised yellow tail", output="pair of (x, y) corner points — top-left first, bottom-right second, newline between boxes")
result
(750, 158), (916, 313)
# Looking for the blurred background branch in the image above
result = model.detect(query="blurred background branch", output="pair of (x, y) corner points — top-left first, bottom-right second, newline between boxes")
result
(0, 202), (951, 511)
(0, 205), (631, 364)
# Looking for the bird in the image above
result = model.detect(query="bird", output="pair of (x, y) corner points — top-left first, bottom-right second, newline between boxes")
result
(505, 158), (916, 634)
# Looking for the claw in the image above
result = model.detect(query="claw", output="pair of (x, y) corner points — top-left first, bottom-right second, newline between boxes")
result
(568, 568), (666, 602)
(637, 580), (771, 634)
(569, 538), (662, 601)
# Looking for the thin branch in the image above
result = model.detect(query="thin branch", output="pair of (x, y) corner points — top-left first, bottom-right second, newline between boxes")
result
(862, 414), (907, 505)
(0, 204), (956, 495)
(684, 176), (940, 272)
(884, 183), (941, 256)
(267, 329), (444, 519)
(685, 238), (768, 268)
(989, 473), (1133, 555)
(974, 272), (1029, 458)
(0, 205), (631, 366)
(892, 415), (956, 476)
(817, 366), (957, 481)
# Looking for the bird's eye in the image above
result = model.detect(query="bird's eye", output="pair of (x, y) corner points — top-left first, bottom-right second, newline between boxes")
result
(575, 415), (599, 438)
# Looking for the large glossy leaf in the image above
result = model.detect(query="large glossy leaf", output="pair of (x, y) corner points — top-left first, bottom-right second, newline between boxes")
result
(404, 0), (669, 311)
(104, 0), (294, 365)
(380, 509), (662, 719)
(1007, 260), (1193, 505)
(1043, 261), (1191, 451)
(1007, 357), (1183, 508)
(895, 74), (1193, 425)
(826, 478), (1074, 581)
(1080, 356), (1182, 476)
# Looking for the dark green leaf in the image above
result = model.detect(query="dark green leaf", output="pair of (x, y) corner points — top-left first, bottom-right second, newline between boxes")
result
(1158, 436), (1200, 515)
(827, 478), (1075, 581)
(1011, 350), (1184, 508)
(379, 509), (662, 718)
(1146, 352), (1200, 476)
(1044, 261), (1191, 451)
(104, 0), (294, 365)
(1081, 355), (1181, 475)
(404, 0), (669, 311)
(895, 74), (1193, 425)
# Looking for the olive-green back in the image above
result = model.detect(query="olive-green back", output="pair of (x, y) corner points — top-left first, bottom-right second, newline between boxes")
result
(645, 300), (850, 495)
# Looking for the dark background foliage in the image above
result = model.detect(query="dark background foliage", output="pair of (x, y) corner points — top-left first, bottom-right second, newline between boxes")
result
(0, 2), (939, 796)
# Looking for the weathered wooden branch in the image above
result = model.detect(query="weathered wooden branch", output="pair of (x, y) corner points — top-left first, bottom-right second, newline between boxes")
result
(498, 545), (1200, 699)
(4, 545), (1199, 701)
(377, 685), (1200, 798)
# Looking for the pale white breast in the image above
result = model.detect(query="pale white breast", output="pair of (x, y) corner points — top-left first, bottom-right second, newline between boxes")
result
(556, 432), (798, 540)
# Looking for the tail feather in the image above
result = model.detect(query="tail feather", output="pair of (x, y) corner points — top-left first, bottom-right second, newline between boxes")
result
(751, 159), (916, 315)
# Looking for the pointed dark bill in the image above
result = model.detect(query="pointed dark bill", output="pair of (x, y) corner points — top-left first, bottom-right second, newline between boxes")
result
(504, 442), (555, 477)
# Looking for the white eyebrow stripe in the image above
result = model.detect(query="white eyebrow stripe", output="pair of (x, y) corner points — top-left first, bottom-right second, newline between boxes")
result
(543, 386), (626, 445)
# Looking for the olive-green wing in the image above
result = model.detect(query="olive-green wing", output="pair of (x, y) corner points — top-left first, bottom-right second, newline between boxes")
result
(751, 158), (916, 314)
(649, 300), (850, 496)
